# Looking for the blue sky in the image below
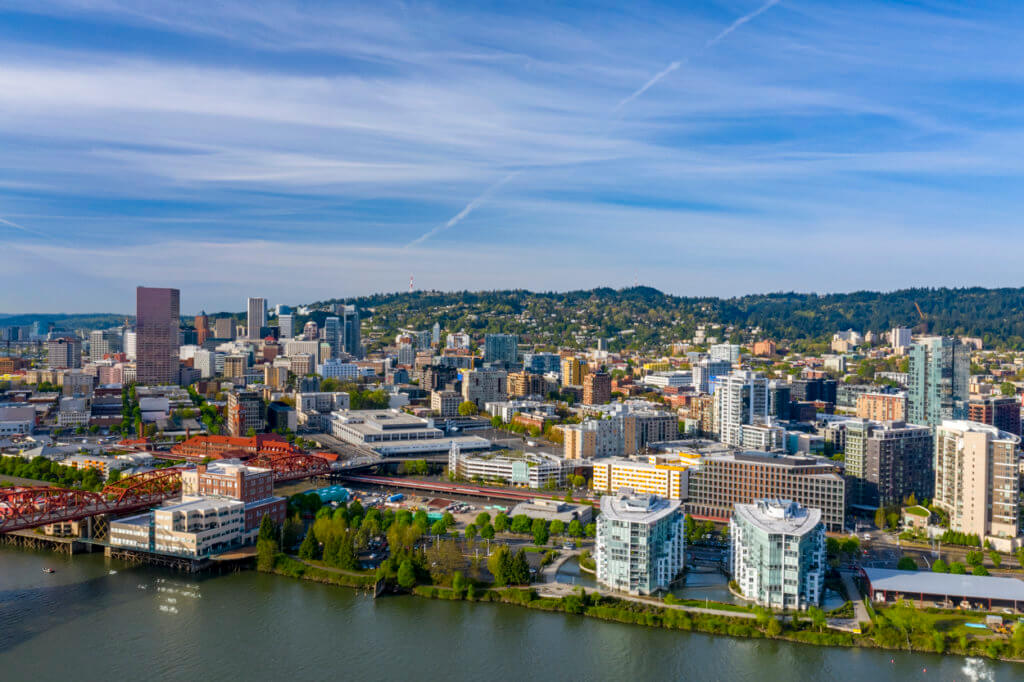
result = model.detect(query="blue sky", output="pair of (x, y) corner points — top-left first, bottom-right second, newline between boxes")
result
(2, 1), (1024, 313)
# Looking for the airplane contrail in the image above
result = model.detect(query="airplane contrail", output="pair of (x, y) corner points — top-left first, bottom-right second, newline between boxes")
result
(706, 0), (781, 48)
(404, 172), (520, 248)
(613, 60), (685, 112)
(407, 0), (781, 248)
(615, 0), (781, 112)
(0, 216), (46, 236)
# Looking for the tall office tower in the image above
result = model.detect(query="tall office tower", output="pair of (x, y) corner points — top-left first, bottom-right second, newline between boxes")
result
(714, 370), (768, 447)
(323, 317), (341, 358)
(195, 311), (211, 345)
(136, 286), (180, 385)
(484, 334), (518, 365)
(583, 371), (612, 405)
(933, 421), (1020, 549)
(278, 314), (294, 339)
(246, 297), (267, 339)
(906, 336), (969, 427)
(214, 317), (234, 340)
(342, 304), (361, 358)
(693, 358), (732, 393)
(302, 320), (319, 341)
(47, 337), (82, 369)
(843, 419), (933, 508)
(432, 322), (441, 346)
(709, 343), (740, 364)
(88, 329), (121, 362)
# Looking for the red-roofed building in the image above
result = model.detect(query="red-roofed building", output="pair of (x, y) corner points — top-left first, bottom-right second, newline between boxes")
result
(171, 433), (302, 461)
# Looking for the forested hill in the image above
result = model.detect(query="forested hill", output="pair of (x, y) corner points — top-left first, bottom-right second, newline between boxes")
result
(325, 286), (1024, 349)
(8, 287), (1024, 349)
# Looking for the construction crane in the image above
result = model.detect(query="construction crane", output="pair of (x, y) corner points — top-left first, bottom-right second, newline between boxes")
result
(913, 301), (929, 334)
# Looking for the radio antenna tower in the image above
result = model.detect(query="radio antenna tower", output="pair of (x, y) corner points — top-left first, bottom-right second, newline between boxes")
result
(409, 274), (414, 293)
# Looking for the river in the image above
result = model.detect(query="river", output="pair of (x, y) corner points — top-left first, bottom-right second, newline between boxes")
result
(0, 547), (1018, 681)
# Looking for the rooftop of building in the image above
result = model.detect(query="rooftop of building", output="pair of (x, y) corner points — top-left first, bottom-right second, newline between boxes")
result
(863, 568), (1024, 602)
(195, 460), (272, 476)
(733, 499), (822, 535)
(157, 495), (244, 514)
(938, 420), (1021, 443)
(600, 488), (680, 524)
(706, 450), (839, 470)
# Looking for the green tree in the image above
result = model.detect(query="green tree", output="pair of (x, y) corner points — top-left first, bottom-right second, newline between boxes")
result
(1016, 547), (1024, 568)
(931, 558), (948, 573)
(298, 527), (319, 560)
(549, 519), (565, 536)
(1000, 382), (1017, 396)
(397, 559), (417, 588)
(475, 512), (491, 528)
(874, 507), (886, 529)
(568, 519), (583, 537)
(480, 523), (495, 540)
(510, 514), (532, 534)
(808, 606), (827, 632)
(457, 401), (479, 416)
(258, 514), (277, 543)
(965, 550), (983, 566)
(256, 538), (277, 572)
(972, 564), (990, 577)
(106, 468), (122, 483)
(509, 549), (531, 584)
(989, 550), (1002, 568)
(584, 522), (596, 538)
(430, 520), (448, 536)
(493, 513), (509, 533)
(766, 617), (783, 637)
(896, 556), (917, 571)
(532, 518), (549, 546)
(487, 545), (511, 586)
(464, 524), (478, 541)
(949, 561), (967, 574)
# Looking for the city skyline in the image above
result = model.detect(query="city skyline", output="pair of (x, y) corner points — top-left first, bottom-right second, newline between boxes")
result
(3, 1), (1024, 311)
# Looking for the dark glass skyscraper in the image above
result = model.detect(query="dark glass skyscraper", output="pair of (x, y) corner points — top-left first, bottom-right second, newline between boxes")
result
(136, 286), (180, 385)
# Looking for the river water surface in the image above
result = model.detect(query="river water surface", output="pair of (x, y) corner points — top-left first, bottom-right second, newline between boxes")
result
(0, 547), (1018, 680)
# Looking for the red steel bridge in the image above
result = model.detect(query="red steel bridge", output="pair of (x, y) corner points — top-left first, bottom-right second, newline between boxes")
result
(0, 468), (184, 534)
(0, 454), (332, 533)
(248, 453), (332, 482)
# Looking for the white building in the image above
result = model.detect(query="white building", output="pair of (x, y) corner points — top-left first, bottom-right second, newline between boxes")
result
(328, 409), (490, 456)
(317, 359), (360, 380)
(889, 327), (913, 351)
(713, 370), (768, 448)
(448, 443), (566, 489)
(110, 496), (244, 558)
(709, 343), (740, 364)
(595, 489), (685, 595)
(642, 371), (692, 389)
(730, 499), (826, 610)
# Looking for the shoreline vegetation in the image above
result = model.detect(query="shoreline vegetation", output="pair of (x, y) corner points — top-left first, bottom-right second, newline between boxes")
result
(262, 553), (1024, 664)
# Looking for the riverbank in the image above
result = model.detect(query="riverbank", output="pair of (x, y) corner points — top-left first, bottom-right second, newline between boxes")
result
(261, 553), (1023, 663)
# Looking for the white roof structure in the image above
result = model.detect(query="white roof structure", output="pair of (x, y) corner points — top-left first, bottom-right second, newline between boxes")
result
(600, 489), (680, 525)
(732, 499), (822, 535)
(864, 568), (1024, 602)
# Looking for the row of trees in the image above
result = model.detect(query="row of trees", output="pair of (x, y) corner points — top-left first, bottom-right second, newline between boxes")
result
(0, 455), (105, 491)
